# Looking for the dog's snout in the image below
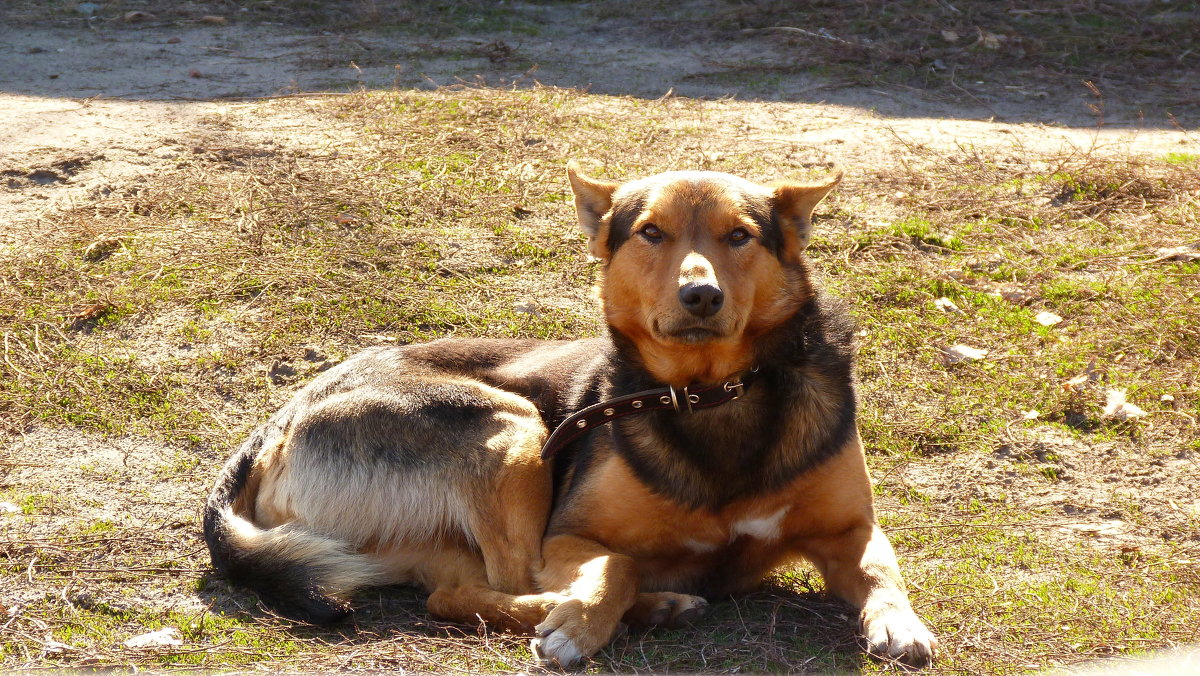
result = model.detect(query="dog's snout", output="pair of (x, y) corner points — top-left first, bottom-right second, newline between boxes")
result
(679, 282), (724, 318)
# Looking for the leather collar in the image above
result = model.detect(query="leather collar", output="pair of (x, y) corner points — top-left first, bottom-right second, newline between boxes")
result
(540, 367), (761, 460)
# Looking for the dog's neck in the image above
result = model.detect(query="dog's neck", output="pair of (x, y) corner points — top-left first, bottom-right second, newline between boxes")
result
(601, 294), (856, 509)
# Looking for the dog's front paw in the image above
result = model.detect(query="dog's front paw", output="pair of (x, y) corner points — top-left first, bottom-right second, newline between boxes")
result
(861, 603), (937, 666)
(529, 599), (624, 669)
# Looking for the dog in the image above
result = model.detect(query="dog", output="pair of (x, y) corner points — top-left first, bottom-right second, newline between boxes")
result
(203, 162), (938, 667)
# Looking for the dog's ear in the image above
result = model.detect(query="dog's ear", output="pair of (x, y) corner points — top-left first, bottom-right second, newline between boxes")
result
(771, 167), (843, 263)
(567, 161), (618, 259)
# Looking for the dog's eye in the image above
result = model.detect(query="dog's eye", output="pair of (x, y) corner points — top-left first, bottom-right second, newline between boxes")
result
(639, 224), (663, 241)
(728, 228), (752, 245)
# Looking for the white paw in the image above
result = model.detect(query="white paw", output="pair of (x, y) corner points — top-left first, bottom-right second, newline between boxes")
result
(531, 630), (584, 669)
(528, 598), (624, 669)
(862, 605), (938, 665)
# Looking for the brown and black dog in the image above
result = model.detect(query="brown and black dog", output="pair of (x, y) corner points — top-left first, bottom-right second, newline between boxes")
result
(204, 162), (937, 667)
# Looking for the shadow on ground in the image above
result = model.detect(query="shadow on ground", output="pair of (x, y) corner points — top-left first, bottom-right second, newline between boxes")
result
(2, 0), (1198, 127)
(196, 574), (869, 672)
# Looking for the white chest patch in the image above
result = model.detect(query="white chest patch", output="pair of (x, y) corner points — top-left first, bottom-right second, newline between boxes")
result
(730, 506), (789, 543)
(685, 538), (719, 554)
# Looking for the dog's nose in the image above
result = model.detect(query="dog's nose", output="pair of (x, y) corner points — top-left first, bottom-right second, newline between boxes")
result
(679, 282), (724, 318)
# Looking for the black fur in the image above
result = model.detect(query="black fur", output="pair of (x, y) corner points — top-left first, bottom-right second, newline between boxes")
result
(553, 290), (857, 512)
(604, 189), (646, 254)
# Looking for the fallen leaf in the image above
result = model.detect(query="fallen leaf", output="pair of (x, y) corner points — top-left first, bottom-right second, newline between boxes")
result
(1103, 389), (1147, 421)
(0, 502), (18, 514)
(1061, 374), (1089, 392)
(1022, 409), (1040, 420)
(200, 15), (227, 25)
(1152, 245), (1200, 262)
(941, 343), (988, 364)
(125, 627), (182, 648)
(189, 69), (204, 78)
(978, 29), (1006, 49)
(941, 29), (960, 42)
(1034, 311), (1063, 326)
(934, 296), (963, 313)
(334, 213), (358, 225)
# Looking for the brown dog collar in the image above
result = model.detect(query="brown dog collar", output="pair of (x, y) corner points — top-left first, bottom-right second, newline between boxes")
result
(539, 367), (761, 460)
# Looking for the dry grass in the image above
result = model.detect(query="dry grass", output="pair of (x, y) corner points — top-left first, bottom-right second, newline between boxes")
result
(2, 86), (1198, 672)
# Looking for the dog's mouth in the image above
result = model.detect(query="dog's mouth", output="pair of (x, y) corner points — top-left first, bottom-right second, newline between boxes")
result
(669, 327), (721, 344)
(654, 318), (730, 344)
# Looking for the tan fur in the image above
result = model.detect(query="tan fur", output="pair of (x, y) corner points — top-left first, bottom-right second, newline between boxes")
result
(544, 432), (876, 596)
(599, 178), (809, 385)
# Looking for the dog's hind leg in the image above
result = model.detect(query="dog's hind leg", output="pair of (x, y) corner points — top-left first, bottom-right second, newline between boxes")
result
(415, 546), (563, 633)
(465, 398), (553, 595)
(622, 592), (709, 628)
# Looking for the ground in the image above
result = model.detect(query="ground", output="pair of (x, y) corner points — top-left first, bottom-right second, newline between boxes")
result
(1, 1), (1198, 673)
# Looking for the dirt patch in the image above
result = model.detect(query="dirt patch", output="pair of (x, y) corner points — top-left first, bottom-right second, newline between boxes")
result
(1, 426), (209, 610)
(892, 424), (1200, 552)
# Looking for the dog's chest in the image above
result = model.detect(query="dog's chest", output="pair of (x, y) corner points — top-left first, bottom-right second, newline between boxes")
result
(560, 456), (824, 594)
(603, 499), (800, 595)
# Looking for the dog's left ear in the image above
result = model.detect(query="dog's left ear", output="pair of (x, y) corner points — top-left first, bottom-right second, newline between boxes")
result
(771, 167), (843, 263)
(567, 161), (619, 259)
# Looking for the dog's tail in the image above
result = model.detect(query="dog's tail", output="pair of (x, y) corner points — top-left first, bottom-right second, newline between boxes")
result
(203, 412), (385, 624)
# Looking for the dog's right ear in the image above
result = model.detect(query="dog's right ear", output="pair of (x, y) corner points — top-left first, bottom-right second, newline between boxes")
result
(567, 161), (618, 259)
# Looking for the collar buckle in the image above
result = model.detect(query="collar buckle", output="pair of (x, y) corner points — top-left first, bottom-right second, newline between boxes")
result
(668, 385), (701, 413)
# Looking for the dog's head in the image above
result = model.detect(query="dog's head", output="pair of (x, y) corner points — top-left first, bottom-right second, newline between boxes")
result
(568, 162), (841, 386)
